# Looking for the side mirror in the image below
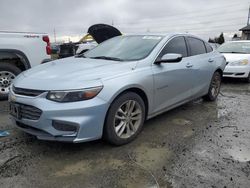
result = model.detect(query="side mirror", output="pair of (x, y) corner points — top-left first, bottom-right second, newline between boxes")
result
(155, 53), (183, 64)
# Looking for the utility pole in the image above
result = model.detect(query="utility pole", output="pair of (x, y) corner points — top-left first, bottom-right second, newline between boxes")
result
(247, 6), (250, 25)
(54, 28), (57, 43)
(111, 20), (114, 26)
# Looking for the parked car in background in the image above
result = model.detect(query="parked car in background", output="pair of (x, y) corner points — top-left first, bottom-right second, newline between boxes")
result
(58, 42), (77, 59)
(9, 27), (226, 145)
(0, 31), (51, 99)
(50, 43), (60, 54)
(75, 40), (97, 55)
(59, 24), (122, 58)
(217, 41), (250, 82)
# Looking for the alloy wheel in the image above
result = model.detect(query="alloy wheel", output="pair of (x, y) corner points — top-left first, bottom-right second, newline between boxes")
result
(113, 100), (142, 139)
(0, 71), (15, 94)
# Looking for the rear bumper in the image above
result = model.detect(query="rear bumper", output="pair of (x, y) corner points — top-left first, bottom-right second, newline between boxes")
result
(223, 66), (250, 78)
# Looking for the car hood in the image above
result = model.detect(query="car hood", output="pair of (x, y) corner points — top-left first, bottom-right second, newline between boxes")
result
(222, 53), (250, 62)
(88, 24), (122, 44)
(14, 57), (137, 91)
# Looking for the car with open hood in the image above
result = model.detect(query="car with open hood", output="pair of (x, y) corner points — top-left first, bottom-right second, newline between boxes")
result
(9, 29), (226, 145)
(58, 24), (122, 57)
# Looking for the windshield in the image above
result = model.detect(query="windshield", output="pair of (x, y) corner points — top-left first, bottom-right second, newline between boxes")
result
(217, 42), (250, 54)
(84, 35), (163, 61)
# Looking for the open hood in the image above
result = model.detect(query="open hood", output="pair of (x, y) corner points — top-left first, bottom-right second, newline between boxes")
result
(87, 24), (122, 44)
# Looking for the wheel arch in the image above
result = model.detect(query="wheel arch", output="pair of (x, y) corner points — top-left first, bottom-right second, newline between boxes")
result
(102, 86), (150, 141)
(105, 86), (149, 123)
(215, 68), (223, 76)
(0, 49), (31, 71)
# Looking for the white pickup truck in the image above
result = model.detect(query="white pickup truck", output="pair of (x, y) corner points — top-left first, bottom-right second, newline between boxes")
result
(0, 31), (51, 99)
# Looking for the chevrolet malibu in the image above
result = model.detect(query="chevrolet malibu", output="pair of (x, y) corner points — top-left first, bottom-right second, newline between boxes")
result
(217, 40), (250, 82)
(9, 33), (226, 145)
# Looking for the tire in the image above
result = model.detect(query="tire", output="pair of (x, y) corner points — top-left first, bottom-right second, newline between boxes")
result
(203, 71), (222, 101)
(245, 72), (250, 83)
(103, 92), (146, 145)
(0, 62), (22, 100)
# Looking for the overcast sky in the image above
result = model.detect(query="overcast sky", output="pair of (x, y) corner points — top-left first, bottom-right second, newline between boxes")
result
(0, 0), (249, 42)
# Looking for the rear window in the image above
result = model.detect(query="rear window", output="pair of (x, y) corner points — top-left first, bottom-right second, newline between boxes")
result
(187, 37), (206, 56)
(205, 43), (213, 53)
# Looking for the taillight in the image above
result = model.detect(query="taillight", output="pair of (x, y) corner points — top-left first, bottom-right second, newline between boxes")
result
(42, 35), (51, 55)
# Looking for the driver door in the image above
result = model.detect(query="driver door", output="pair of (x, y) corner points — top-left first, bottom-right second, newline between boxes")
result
(152, 36), (194, 113)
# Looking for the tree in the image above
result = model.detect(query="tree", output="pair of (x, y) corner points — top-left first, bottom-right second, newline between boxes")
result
(208, 33), (225, 44)
(233, 33), (238, 38)
(217, 33), (225, 44)
(208, 38), (215, 43)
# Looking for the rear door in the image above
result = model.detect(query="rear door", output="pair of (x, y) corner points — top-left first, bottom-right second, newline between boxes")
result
(152, 36), (194, 113)
(185, 37), (215, 96)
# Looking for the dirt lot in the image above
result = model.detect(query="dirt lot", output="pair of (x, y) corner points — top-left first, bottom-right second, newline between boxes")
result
(0, 80), (250, 188)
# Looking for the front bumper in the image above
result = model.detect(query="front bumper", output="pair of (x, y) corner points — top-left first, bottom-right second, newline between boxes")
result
(223, 65), (250, 78)
(9, 89), (109, 143)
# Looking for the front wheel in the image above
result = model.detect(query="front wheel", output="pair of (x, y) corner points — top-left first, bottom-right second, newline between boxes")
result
(203, 71), (222, 101)
(103, 92), (145, 145)
(0, 62), (22, 100)
(245, 72), (250, 83)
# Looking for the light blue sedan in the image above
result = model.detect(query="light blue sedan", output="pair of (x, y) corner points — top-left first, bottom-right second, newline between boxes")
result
(9, 33), (226, 145)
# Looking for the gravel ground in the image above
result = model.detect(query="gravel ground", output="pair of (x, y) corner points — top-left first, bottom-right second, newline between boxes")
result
(0, 80), (249, 188)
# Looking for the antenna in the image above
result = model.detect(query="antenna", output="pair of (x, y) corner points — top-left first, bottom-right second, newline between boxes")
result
(54, 28), (57, 43)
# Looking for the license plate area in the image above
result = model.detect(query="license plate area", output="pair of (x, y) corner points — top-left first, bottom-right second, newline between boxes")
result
(9, 103), (21, 119)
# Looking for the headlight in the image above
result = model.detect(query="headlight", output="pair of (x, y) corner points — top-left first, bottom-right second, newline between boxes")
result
(46, 86), (103, 102)
(229, 59), (248, 66)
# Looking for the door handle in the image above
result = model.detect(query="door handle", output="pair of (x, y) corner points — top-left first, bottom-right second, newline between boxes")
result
(208, 58), (214, 63)
(186, 63), (193, 68)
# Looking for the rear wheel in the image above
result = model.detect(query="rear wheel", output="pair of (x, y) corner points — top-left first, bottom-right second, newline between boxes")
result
(0, 62), (22, 100)
(203, 71), (222, 101)
(103, 92), (145, 145)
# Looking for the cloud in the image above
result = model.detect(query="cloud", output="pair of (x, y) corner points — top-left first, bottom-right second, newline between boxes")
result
(0, 0), (249, 42)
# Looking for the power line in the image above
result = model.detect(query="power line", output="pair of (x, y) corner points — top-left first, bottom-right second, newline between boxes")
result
(114, 4), (248, 25)
(115, 16), (246, 30)
(115, 8), (247, 27)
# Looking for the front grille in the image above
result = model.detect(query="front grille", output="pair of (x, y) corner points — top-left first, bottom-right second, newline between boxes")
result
(13, 86), (46, 97)
(19, 103), (42, 120)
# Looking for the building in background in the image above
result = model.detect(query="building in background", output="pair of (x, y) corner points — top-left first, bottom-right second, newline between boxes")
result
(240, 25), (250, 40)
(240, 6), (250, 40)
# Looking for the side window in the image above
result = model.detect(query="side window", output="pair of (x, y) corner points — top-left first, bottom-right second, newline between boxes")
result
(158, 36), (187, 59)
(205, 42), (213, 53)
(187, 37), (206, 56)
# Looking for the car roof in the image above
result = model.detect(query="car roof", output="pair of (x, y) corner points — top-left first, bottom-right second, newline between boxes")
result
(126, 33), (209, 45)
(125, 33), (204, 40)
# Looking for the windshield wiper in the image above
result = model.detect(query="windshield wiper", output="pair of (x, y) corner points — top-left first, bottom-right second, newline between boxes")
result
(75, 53), (86, 58)
(90, 56), (124, 61)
